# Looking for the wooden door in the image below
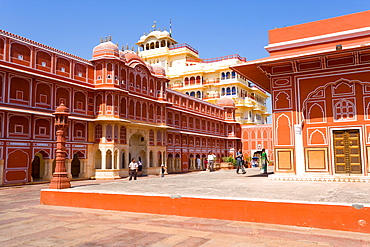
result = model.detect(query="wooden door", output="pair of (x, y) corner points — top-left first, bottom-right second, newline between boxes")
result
(333, 129), (362, 174)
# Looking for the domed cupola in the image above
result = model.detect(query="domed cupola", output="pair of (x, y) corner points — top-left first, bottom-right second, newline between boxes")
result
(122, 50), (146, 67)
(92, 41), (119, 59)
(152, 63), (166, 77)
(217, 97), (236, 121)
(217, 97), (235, 108)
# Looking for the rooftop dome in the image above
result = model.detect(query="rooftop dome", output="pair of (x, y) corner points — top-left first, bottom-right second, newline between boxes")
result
(92, 41), (119, 58)
(137, 30), (174, 43)
(152, 63), (166, 76)
(216, 97), (235, 107)
(123, 50), (144, 63)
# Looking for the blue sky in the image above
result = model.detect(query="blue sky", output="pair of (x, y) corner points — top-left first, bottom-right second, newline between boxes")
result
(1, 0), (369, 119)
(2, 0), (369, 61)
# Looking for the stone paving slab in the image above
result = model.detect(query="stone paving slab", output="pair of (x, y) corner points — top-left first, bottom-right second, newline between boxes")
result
(2, 178), (370, 246)
(51, 168), (370, 205)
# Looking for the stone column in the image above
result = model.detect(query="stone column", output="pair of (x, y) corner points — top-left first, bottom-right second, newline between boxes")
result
(49, 103), (71, 189)
(79, 159), (86, 178)
(43, 159), (53, 180)
(294, 124), (305, 176)
(101, 149), (106, 169)
(0, 159), (3, 186)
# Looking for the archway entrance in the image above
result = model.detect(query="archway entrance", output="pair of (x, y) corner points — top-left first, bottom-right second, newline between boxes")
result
(95, 150), (102, 169)
(31, 151), (47, 181)
(129, 133), (147, 169)
(31, 156), (40, 179)
(71, 153), (81, 178)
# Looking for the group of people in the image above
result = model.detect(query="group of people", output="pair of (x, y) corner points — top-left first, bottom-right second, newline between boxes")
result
(128, 157), (166, 181)
(128, 148), (269, 180)
(235, 148), (269, 174)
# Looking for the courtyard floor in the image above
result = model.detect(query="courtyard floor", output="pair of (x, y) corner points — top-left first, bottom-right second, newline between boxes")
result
(1, 167), (370, 246)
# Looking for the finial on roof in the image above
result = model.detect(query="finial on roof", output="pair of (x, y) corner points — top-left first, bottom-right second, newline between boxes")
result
(170, 19), (172, 37)
(121, 45), (125, 51)
(116, 42), (119, 47)
(126, 44), (129, 50)
(105, 36), (108, 42)
(100, 37), (103, 43)
(109, 35), (112, 41)
(131, 45), (134, 51)
(152, 21), (156, 30)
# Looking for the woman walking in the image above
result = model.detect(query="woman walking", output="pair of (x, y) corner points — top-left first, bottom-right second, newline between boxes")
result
(261, 149), (268, 174)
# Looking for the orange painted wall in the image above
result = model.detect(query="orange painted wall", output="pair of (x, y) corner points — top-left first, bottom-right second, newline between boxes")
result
(40, 190), (370, 233)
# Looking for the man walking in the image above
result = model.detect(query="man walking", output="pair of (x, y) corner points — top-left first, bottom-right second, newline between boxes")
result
(128, 158), (138, 180)
(207, 151), (216, 172)
(236, 148), (246, 174)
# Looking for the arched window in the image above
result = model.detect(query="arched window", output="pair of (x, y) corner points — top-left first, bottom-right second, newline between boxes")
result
(232, 86), (236, 95)
(226, 87), (231, 95)
(231, 71), (236, 79)
(196, 91), (201, 98)
(190, 91), (195, 97)
(334, 99), (355, 121)
(226, 72), (230, 79)
(196, 76), (201, 84)
(95, 124), (102, 143)
(106, 124), (112, 141)
(190, 77), (195, 85)
(221, 72), (225, 80)
(221, 88), (225, 96)
(120, 126), (126, 144)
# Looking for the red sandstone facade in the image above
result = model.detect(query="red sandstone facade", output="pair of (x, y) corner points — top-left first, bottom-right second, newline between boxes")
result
(242, 124), (273, 161)
(233, 10), (370, 181)
(0, 30), (241, 185)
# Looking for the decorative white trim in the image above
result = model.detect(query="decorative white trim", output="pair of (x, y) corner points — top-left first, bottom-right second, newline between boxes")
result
(265, 26), (370, 52)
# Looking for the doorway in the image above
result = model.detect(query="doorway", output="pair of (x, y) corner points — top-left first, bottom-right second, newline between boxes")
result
(333, 129), (362, 174)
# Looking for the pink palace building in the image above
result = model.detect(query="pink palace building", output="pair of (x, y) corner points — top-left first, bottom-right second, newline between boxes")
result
(0, 30), (241, 185)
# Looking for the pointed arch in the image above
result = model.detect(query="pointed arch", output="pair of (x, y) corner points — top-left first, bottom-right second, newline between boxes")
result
(308, 129), (326, 145)
(276, 114), (292, 146)
(307, 103), (325, 123)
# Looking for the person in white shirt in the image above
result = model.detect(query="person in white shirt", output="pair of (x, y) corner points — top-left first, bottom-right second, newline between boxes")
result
(196, 157), (201, 170)
(207, 151), (216, 172)
(128, 158), (138, 180)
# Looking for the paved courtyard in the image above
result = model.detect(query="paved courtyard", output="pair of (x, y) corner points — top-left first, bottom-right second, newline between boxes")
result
(1, 168), (370, 246)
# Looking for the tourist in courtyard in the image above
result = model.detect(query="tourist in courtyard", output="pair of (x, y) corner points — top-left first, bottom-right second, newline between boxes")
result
(137, 157), (143, 176)
(251, 157), (258, 168)
(207, 152), (216, 172)
(261, 149), (269, 174)
(161, 163), (165, 177)
(128, 158), (138, 180)
(236, 148), (246, 174)
(196, 157), (201, 170)
(204, 158), (208, 170)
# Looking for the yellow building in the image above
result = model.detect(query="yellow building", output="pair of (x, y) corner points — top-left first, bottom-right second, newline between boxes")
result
(137, 29), (270, 124)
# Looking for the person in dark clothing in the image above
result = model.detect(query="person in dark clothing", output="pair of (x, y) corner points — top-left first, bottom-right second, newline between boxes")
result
(236, 148), (246, 174)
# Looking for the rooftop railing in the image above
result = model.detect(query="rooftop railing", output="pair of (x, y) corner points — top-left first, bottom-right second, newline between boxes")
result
(201, 54), (246, 63)
(186, 54), (247, 64)
(169, 43), (199, 54)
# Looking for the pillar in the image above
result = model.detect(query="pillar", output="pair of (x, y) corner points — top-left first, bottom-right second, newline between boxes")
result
(294, 124), (305, 176)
